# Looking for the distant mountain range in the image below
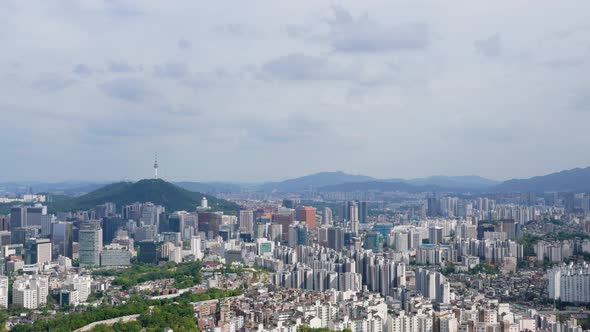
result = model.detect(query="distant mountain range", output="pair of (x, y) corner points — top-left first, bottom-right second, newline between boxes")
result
(46, 179), (240, 214)
(493, 167), (590, 192)
(258, 172), (499, 192)
(255, 171), (375, 192)
(4, 167), (590, 196)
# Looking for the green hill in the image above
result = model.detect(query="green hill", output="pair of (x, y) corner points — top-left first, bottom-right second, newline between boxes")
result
(47, 179), (240, 214)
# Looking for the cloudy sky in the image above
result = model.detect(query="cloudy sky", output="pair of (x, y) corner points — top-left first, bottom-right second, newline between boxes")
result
(1, 1), (590, 183)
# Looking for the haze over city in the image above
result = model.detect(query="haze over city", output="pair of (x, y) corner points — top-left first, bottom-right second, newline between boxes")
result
(2, 1), (590, 182)
(5, 2), (590, 332)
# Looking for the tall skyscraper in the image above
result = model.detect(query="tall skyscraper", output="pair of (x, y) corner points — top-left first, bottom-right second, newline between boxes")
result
(295, 206), (316, 230)
(140, 203), (163, 228)
(0, 215), (9, 231)
(288, 223), (309, 248)
(349, 202), (359, 234)
(428, 226), (443, 245)
(52, 221), (73, 259)
(359, 201), (368, 223)
(79, 221), (103, 266)
(272, 210), (294, 243)
(322, 207), (333, 226)
(25, 238), (52, 266)
(239, 210), (254, 233)
(9, 205), (46, 229)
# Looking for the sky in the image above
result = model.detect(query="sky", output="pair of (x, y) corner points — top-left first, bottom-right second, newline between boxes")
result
(1, 1), (590, 183)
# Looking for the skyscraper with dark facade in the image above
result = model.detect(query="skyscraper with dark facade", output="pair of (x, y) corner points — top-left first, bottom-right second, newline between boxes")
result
(52, 222), (73, 259)
(359, 201), (368, 223)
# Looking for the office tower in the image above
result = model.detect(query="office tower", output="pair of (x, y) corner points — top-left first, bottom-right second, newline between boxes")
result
(428, 226), (443, 245)
(122, 202), (142, 220)
(10, 206), (27, 229)
(161, 232), (182, 246)
(100, 244), (131, 266)
(364, 231), (384, 253)
(11, 227), (40, 246)
(582, 195), (590, 215)
(0, 231), (10, 247)
(138, 241), (158, 264)
(78, 221), (103, 266)
(239, 210), (254, 233)
(94, 203), (116, 219)
(0, 215), (9, 231)
(135, 225), (157, 242)
(256, 238), (274, 256)
(16, 204), (47, 228)
(295, 206), (316, 230)
(197, 211), (223, 237)
(322, 207), (332, 226)
(12, 275), (49, 309)
(140, 203), (163, 228)
(254, 222), (267, 239)
(168, 211), (189, 233)
(272, 210), (294, 243)
(102, 217), (127, 244)
(24, 238), (52, 266)
(52, 221), (73, 259)
(427, 197), (440, 216)
(190, 235), (203, 259)
(359, 201), (368, 223)
(282, 199), (296, 209)
(218, 225), (232, 242)
(40, 214), (54, 237)
(0, 276), (7, 308)
(269, 224), (283, 243)
(288, 224), (309, 248)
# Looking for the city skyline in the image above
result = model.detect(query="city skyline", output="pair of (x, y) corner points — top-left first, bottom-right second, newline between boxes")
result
(1, 1), (590, 182)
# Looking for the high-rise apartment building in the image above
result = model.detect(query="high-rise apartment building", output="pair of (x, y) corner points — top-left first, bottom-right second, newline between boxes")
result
(322, 207), (332, 226)
(548, 263), (590, 304)
(12, 274), (49, 309)
(0, 276), (8, 308)
(191, 235), (203, 260)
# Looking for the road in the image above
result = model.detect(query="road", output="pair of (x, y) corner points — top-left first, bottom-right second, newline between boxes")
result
(73, 314), (140, 332)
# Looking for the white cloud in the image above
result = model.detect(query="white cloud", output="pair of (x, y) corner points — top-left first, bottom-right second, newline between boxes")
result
(1, 0), (590, 182)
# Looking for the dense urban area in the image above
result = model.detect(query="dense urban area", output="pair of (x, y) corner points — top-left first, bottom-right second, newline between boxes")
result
(1, 167), (590, 332)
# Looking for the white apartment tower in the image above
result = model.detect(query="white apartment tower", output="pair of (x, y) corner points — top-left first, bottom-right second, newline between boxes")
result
(13, 275), (49, 309)
(0, 276), (8, 308)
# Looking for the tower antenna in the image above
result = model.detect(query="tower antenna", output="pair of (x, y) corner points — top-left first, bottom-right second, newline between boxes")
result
(154, 153), (159, 179)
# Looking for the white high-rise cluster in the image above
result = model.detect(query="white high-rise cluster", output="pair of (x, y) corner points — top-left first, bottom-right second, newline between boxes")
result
(548, 263), (590, 304)
(12, 274), (49, 309)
